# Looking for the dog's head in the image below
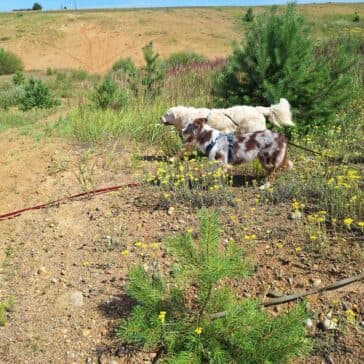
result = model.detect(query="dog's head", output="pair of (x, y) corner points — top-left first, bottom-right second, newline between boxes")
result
(181, 118), (207, 143)
(160, 107), (184, 131)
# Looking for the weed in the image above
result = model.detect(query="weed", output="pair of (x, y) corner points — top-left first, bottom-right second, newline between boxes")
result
(74, 150), (99, 193)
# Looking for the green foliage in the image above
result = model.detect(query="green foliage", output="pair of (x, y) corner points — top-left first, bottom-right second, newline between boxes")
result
(0, 295), (14, 327)
(12, 70), (25, 85)
(112, 57), (138, 75)
(92, 76), (128, 110)
(32, 2), (42, 11)
(0, 48), (23, 75)
(20, 77), (60, 111)
(141, 41), (165, 97)
(0, 85), (25, 110)
(352, 11), (360, 22)
(213, 4), (359, 133)
(164, 51), (207, 68)
(118, 210), (311, 363)
(243, 8), (254, 22)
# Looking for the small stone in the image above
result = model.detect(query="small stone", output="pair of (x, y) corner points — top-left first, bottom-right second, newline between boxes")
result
(60, 270), (66, 276)
(51, 278), (58, 284)
(69, 290), (84, 307)
(289, 211), (302, 220)
(82, 329), (91, 337)
(86, 358), (92, 364)
(312, 279), (322, 288)
(359, 321), (364, 328)
(37, 266), (47, 274)
(167, 207), (175, 216)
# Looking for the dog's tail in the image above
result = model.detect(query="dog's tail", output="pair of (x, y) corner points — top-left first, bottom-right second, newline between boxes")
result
(256, 98), (294, 128)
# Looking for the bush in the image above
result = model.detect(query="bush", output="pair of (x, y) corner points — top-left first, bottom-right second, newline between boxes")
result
(0, 48), (23, 75)
(112, 57), (138, 75)
(164, 51), (207, 68)
(20, 77), (59, 111)
(213, 4), (359, 133)
(12, 70), (25, 85)
(32, 3), (42, 11)
(244, 8), (254, 22)
(352, 11), (360, 22)
(92, 77), (128, 110)
(118, 210), (311, 363)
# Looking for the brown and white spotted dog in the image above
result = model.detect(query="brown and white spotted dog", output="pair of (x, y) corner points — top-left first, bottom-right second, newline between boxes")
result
(182, 118), (293, 180)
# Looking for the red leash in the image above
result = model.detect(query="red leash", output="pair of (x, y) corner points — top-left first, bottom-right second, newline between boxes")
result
(0, 182), (141, 221)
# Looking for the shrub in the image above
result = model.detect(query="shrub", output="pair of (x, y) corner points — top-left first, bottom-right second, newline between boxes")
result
(20, 77), (59, 111)
(12, 70), (25, 85)
(352, 11), (360, 23)
(0, 48), (23, 75)
(112, 57), (138, 75)
(243, 8), (254, 22)
(32, 3), (42, 11)
(110, 57), (140, 95)
(213, 4), (359, 133)
(92, 77), (128, 110)
(164, 51), (207, 68)
(118, 210), (311, 363)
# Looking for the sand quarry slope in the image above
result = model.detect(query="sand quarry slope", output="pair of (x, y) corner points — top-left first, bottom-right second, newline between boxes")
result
(1, 4), (363, 74)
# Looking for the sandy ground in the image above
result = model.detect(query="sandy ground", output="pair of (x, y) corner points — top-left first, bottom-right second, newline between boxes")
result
(0, 128), (363, 363)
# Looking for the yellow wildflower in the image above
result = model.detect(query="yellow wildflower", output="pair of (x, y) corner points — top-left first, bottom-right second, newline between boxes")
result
(121, 250), (129, 255)
(276, 242), (284, 249)
(158, 311), (166, 324)
(295, 246), (302, 253)
(345, 309), (356, 324)
(134, 241), (142, 247)
(194, 327), (203, 335)
(343, 218), (353, 226)
(82, 261), (89, 267)
(150, 243), (159, 249)
(358, 221), (364, 228)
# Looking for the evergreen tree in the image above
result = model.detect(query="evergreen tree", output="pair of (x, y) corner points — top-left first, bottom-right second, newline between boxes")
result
(118, 210), (311, 363)
(244, 8), (254, 22)
(213, 4), (359, 133)
(141, 41), (165, 97)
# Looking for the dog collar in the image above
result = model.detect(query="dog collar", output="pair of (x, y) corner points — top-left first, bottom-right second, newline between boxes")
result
(205, 134), (234, 163)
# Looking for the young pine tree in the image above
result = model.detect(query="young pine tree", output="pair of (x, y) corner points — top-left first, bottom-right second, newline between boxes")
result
(213, 4), (359, 133)
(141, 41), (165, 97)
(118, 210), (311, 363)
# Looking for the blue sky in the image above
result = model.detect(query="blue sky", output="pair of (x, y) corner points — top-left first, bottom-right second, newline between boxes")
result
(1, 0), (363, 11)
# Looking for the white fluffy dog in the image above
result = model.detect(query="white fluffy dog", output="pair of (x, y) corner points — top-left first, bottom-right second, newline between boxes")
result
(160, 98), (294, 134)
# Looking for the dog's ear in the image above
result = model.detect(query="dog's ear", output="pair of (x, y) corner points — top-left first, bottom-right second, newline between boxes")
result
(182, 122), (196, 135)
(193, 118), (207, 129)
